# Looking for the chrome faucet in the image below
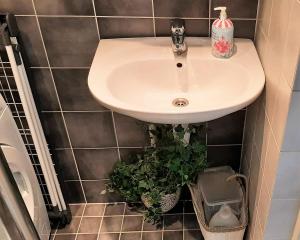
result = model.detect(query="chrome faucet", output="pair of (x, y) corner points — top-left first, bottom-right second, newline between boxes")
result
(171, 19), (187, 55)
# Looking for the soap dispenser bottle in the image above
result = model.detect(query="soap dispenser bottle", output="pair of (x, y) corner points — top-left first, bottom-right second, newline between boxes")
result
(211, 7), (234, 58)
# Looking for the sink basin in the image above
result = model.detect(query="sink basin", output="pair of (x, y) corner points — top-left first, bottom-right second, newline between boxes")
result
(88, 37), (265, 124)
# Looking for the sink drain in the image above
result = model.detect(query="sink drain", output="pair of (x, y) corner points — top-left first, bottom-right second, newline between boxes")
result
(172, 98), (189, 107)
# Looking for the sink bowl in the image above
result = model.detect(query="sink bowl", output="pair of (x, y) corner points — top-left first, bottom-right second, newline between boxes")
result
(88, 37), (265, 124)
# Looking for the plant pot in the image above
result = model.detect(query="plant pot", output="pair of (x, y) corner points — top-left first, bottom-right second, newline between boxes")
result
(141, 189), (181, 213)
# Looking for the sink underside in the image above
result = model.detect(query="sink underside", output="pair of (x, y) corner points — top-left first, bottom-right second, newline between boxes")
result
(88, 37), (265, 124)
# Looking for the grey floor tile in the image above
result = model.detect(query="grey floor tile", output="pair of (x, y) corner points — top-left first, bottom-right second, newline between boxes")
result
(104, 203), (125, 216)
(120, 232), (142, 240)
(76, 234), (98, 240)
(57, 217), (81, 234)
(163, 231), (183, 240)
(184, 230), (204, 240)
(84, 204), (106, 216)
(183, 215), (200, 230)
(142, 231), (162, 240)
(164, 214), (183, 230)
(122, 216), (143, 232)
(78, 217), (102, 234)
(69, 204), (85, 217)
(98, 233), (120, 240)
(54, 235), (76, 240)
(100, 216), (123, 233)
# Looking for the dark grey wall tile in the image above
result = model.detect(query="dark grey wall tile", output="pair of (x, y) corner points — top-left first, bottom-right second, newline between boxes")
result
(233, 20), (256, 39)
(98, 18), (154, 39)
(74, 149), (119, 180)
(0, 0), (34, 14)
(95, 0), (152, 16)
(64, 181), (85, 203)
(40, 112), (70, 148)
(34, 0), (94, 15)
(207, 110), (245, 145)
(119, 148), (144, 163)
(64, 112), (117, 148)
(155, 19), (209, 37)
(82, 180), (122, 202)
(207, 145), (242, 171)
(16, 17), (48, 67)
(153, 0), (209, 18)
(114, 113), (149, 147)
(53, 149), (79, 180)
(39, 17), (99, 67)
(52, 69), (106, 111)
(29, 68), (60, 111)
(211, 0), (258, 18)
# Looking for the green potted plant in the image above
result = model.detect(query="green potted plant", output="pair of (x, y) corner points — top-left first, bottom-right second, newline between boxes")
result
(108, 124), (207, 223)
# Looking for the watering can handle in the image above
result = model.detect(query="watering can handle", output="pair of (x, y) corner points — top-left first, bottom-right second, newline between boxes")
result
(226, 174), (248, 208)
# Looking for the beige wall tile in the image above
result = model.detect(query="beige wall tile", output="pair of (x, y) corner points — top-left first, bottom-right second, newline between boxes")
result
(270, 75), (292, 148)
(257, 178), (272, 232)
(249, 144), (262, 219)
(256, 0), (273, 37)
(251, 217), (264, 240)
(255, 28), (269, 71)
(263, 133), (280, 195)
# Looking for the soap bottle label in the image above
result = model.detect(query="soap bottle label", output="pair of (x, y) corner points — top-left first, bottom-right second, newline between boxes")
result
(212, 21), (234, 58)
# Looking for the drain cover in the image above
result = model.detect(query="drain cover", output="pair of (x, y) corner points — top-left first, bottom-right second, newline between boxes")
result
(172, 98), (189, 107)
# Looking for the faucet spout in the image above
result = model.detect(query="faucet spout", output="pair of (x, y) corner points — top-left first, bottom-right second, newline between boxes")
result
(171, 19), (187, 55)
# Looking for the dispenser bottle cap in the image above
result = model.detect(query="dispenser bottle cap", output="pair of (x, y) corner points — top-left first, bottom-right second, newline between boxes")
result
(214, 7), (227, 20)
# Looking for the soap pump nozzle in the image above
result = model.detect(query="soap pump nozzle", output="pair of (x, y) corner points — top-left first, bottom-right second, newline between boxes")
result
(214, 6), (227, 20)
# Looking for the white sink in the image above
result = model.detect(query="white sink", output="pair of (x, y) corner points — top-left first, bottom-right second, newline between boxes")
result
(88, 37), (265, 124)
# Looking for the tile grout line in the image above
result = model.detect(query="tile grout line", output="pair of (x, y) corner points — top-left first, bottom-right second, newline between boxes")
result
(91, 0), (101, 40)
(96, 203), (107, 240)
(15, 14), (257, 21)
(74, 203), (87, 240)
(118, 202), (127, 240)
(208, 0), (212, 37)
(30, 0), (87, 203)
(55, 229), (200, 236)
(239, 107), (248, 173)
(111, 111), (122, 161)
(140, 209), (145, 240)
(41, 110), (111, 113)
(151, 0), (156, 37)
(253, 0), (261, 41)
(53, 143), (242, 151)
(51, 225), (58, 240)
